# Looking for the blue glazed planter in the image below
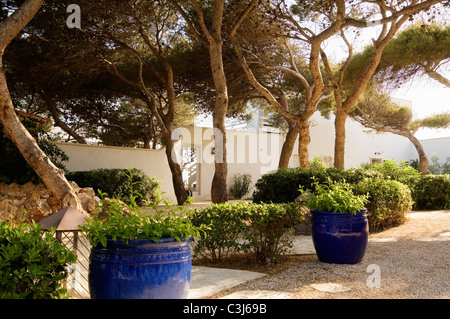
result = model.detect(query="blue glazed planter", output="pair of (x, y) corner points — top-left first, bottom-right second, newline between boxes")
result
(311, 209), (369, 264)
(88, 238), (192, 299)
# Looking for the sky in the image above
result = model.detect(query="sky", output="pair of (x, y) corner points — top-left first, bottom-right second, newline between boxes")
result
(391, 76), (450, 140)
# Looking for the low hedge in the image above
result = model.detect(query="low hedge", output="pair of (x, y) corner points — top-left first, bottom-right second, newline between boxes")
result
(252, 160), (428, 232)
(66, 168), (160, 206)
(355, 177), (413, 232)
(252, 167), (381, 204)
(190, 202), (307, 264)
(412, 174), (450, 210)
(0, 221), (76, 299)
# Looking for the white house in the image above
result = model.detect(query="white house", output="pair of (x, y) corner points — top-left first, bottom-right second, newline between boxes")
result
(56, 109), (441, 202)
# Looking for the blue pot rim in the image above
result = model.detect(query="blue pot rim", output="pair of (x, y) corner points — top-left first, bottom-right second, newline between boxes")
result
(310, 208), (367, 216)
(105, 237), (192, 244)
(93, 237), (193, 249)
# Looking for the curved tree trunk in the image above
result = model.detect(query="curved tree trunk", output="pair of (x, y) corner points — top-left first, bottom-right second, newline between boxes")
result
(0, 64), (86, 215)
(278, 121), (299, 169)
(353, 107), (430, 175)
(0, 0), (86, 215)
(209, 41), (228, 204)
(162, 131), (188, 205)
(406, 132), (429, 175)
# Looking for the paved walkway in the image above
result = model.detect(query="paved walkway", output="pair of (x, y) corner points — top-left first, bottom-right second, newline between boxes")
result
(188, 210), (450, 299)
(187, 235), (316, 299)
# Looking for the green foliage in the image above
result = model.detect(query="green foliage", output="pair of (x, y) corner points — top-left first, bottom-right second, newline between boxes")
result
(360, 159), (420, 190)
(228, 173), (252, 199)
(428, 154), (450, 175)
(253, 159), (426, 231)
(344, 24), (450, 88)
(79, 194), (203, 248)
(0, 112), (68, 184)
(300, 179), (368, 214)
(355, 177), (412, 232)
(190, 203), (248, 262)
(309, 156), (328, 170)
(252, 167), (311, 203)
(190, 202), (307, 264)
(66, 168), (160, 206)
(412, 174), (450, 210)
(241, 202), (306, 264)
(252, 166), (377, 204)
(410, 112), (450, 131)
(0, 221), (76, 299)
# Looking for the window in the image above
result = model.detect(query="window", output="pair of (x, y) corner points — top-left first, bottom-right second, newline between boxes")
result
(181, 147), (199, 193)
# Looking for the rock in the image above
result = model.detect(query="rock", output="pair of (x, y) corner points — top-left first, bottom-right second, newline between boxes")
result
(77, 188), (99, 214)
(28, 191), (41, 202)
(47, 196), (62, 212)
(24, 199), (53, 222)
(310, 283), (351, 293)
(6, 183), (25, 198)
(0, 181), (100, 223)
(0, 182), (7, 195)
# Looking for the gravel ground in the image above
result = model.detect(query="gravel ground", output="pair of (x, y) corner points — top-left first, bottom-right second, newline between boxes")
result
(211, 210), (450, 299)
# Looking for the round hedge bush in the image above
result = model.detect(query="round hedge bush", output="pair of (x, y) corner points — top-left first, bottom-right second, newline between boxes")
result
(355, 177), (413, 232)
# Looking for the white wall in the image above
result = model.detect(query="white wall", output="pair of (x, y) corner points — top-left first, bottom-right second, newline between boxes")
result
(289, 112), (413, 168)
(56, 113), (415, 202)
(420, 137), (450, 163)
(55, 143), (177, 200)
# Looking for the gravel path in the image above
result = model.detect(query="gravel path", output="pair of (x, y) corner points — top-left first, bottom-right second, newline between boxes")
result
(213, 210), (450, 299)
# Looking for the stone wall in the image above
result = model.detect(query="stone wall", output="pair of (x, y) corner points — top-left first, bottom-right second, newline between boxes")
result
(0, 181), (99, 223)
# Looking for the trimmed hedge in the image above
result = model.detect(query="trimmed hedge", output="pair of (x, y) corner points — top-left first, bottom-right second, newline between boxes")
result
(412, 174), (450, 210)
(252, 166), (381, 204)
(190, 202), (307, 264)
(355, 177), (413, 232)
(66, 168), (160, 206)
(251, 160), (431, 233)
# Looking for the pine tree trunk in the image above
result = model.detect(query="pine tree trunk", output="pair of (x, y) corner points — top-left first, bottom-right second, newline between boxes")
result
(0, 64), (85, 215)
(334, 109), (347, 169)
(209, 41), (228, 203)
(298, 122), (311, 169)
(278, 121), (299, 169)
(406, 132), (429, 175)
(162, 132), (188, 205)
(0, 0), (86, 215)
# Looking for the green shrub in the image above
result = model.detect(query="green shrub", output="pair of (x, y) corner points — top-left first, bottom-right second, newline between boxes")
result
(190, 203), (247, 262)
(253, 163), (417, 232)
(252, 167), (312, 203)
(80, 195), (202, 248)
(300, 179), (368, 214)
(0, 221), (77, 299)
(190, 202), (307, 264)
(355, 177), (413, 232)
(66, 168), (160, 206)
(361, 159), (420, 190)
(241, 202), (306, 264)
(229, 174), (252, 199)
(412, 174), (450, 210)
(252, 166), (378, 204)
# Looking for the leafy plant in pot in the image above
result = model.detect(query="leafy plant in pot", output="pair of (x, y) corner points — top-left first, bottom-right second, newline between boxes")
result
(79, 190), (203, 299)
(299, 179), (369, 264)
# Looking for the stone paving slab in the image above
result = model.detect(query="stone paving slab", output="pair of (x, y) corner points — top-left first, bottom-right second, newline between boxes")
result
(188, 266), (267, 299)
(219, 290), (295, 299)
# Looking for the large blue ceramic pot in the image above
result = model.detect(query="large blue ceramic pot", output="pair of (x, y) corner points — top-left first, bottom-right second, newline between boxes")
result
(311, 209), (368, 264)
(89, 238), (192, 299)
